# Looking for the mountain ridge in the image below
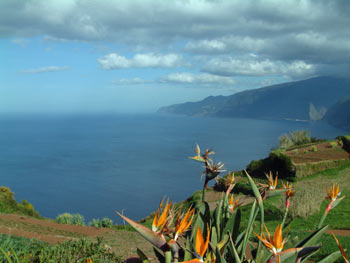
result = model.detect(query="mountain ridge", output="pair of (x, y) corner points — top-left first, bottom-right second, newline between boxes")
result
(158, 76), (350, 125)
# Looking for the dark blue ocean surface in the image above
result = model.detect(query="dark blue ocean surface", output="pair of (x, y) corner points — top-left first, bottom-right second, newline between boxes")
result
(0, 113), (346, 223)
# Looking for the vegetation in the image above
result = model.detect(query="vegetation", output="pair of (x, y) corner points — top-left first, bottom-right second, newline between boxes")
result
(323, 96), (350, 129)
(1, 135), (350, 262)
(116, 144), (348, 263)
(56, 213), (86, 226)
(89, 218), (114, 228)
(246, 150), (295, 179)
(278, 130), (312, 149)
(0, 235), (122, 263)
(0, 187), (41, 218)
(159, 76), (350, 124)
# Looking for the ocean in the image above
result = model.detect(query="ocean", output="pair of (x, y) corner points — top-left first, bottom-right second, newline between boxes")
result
(0, 113), (345, 224)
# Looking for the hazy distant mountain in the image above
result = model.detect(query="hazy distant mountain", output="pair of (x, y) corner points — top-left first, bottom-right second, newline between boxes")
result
(158, 95), (229, 117)
(158, 76), (350, 122)
(323, 96), (350, 130)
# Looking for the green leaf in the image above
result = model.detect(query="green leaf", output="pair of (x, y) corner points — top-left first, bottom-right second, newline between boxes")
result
(228, 234), (242, 263)
(222, 210), (237, 237)
(232, 209), (241, 242)
(153, 247), (165, 263)
(190, 202), (210, 241)
(215, 246), (227, 263)
(0, 247), (13, 263)
(137, 248), (150, 263)
(265, 189), (285, 198)
(240, 199), (258, 260)
(296, 225), (328, 247)
(244, 170), (264, 261)
(211, 226), (218, 248)
(116, 211), (168, 251)
(188, 156), (205, 162)
(318, 250), (342, 263)
(184, 235), (193, 261)
(297, 246), (321, 262)
(330, 195), (345, 210)
(258, 246), (272, 263)
(215, 199), (223, 239)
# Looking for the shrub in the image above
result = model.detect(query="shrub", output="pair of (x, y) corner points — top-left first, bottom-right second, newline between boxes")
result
(278, 134), (293, 149)
(56, 213), (73, 224)
(339, 135), (350, 152)
(56, 213), (85, 226)
(278, 130), (312, 149)
(290, 130), (311, 146)
(311, 146), (317, 152)
(0, 187), (41, 218)
(247, 151), (295, 179)
(286, 183), (324, 218)
(21, 200), (35, 216)
(329, 141), (338, 148)
(89, 217), (113, 228)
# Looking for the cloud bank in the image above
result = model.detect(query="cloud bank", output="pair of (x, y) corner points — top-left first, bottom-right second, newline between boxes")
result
(98, 53), (184, 69)
(2, 0), (349, 79)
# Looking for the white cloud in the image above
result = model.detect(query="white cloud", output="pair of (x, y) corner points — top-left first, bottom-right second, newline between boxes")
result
(2, 0), (350, 78)
(111, 78), (152, 85)
(98, 53), (184, 69)
(185, 40), (227, 53)
(21, 66), (71, 74)
(161, 72), (236, 85)
(203, 58), (315, 78)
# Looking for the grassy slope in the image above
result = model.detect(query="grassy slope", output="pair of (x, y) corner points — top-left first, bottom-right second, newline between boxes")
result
(241, 163), (350, 262)
(1, 140), (349, 262)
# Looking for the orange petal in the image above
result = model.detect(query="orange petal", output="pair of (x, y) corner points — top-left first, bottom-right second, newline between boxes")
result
(195, 227), (205, 257)
(274, 225), (283, 250)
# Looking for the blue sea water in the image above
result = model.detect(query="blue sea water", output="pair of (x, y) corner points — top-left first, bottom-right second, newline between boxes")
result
(0, 113), (346, 223)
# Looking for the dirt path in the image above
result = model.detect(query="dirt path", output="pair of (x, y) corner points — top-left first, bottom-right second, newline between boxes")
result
(0, 214), (154, 259)
(325, 229), (350, 237)
(0, 214), (113, 244)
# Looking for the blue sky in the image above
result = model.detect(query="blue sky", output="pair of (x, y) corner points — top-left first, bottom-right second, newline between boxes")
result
(1, 0), (349, 113)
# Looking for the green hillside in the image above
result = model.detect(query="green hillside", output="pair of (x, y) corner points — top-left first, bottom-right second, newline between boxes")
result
(323, 96), (350, 130)
(158, 76), (350, 122)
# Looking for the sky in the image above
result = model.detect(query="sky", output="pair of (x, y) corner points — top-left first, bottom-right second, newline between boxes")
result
(1, 0), (350, 113)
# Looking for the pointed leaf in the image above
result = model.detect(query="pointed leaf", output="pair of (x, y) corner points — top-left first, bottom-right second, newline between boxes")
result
(228, 233), (242, 263)
(258, 245), (272, 263)
(330, 195), (345, 210)
(265, 189), (286, 198)
(217, 234), (229, 255)
(296, 225), (328, 247)
(184, 235), (193, 261)
(232, 209), (241, 242)
(215, 246), (227, 263)
(297, 246), (321, 262)
(116, 211), (168, 251)
(153, 247), (165, 263)
(223, 210), (237, 237)
(136, 248), (150, 263)
(318, 250), (342, 263)
(190, 202), (210, 241)
(188, 156), (205, 162)
(215, 199), (223, 239)
(211, 226), (218, 248)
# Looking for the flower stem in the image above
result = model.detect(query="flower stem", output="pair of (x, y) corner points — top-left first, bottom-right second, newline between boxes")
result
(202, 178), (208, 203)
(281, 206), (289, 229)
(318, 210), (328, 229)
(165, 250), (172, 263)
